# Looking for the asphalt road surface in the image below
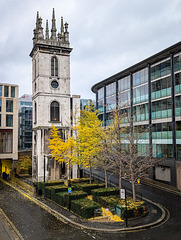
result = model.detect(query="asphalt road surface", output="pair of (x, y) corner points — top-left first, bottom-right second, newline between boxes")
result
(0, 176), (181, 240)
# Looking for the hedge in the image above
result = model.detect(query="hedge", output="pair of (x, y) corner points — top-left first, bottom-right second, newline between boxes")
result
(49, 185), (69, 201)
(73, 183), (105, 195)
(91, 187), (119, 201)
(54, 191), (88, 207)
(71, 198), (101, 219)
(69, 178), (92, 185)
(36, 180), (64, 192)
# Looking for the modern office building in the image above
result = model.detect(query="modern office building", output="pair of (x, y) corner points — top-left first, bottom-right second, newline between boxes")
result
(92, 41), (181, 189)
(18, 94), (32, 150)
(80, 99), (95, 110)
(0, 84), (19, 176)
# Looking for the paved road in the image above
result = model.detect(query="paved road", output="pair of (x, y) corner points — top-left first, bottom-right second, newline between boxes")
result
(0, 175), (181, 240)
(85, 169), (181, 240)
(0, 181), (99, 240)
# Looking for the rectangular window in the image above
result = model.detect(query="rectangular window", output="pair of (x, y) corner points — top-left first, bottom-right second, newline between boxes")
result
(4, 86), (9, 97)
(0, 99), (1, 112)
(6, 115), (13, 127)
(11, 87), (15, 98)
(0, 130), (13, 153)
(6, 100), (13, 112)
(0, 114), (1, 126)
(0, 85), (2, 96)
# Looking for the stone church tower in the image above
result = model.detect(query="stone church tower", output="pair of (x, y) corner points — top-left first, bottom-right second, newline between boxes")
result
(30, 9), (80, 182)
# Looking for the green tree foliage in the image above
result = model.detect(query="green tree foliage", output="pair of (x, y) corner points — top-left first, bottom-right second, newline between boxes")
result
(15, 155), (32, 175)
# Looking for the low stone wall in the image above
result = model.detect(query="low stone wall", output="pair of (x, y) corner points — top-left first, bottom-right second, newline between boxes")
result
(11, 177), (35, 195)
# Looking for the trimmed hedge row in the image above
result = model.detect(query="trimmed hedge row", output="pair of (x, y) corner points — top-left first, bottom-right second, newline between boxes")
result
(38, 180), (64, 188)
(55, 191), (88, 208)
(70, 178), (92, 184)
(71, 198), (101, 219)
(119, 202), (146, 219)
(91, 187), (119, 201)
(73, 183), (105, 195)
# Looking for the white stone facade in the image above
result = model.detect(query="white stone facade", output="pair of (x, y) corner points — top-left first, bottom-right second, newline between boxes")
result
(30, 9), (80, 182)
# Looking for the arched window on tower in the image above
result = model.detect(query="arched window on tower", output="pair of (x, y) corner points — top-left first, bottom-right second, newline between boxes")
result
(50, 101), (59, 122)
(51, 57), (58, 76)
(34, 102), (37, 124)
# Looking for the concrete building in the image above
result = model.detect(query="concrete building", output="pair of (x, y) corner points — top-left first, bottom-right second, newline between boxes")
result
(92, 41), (181, 190)
(30, 9), (80, 182)
(0, 84), (19, 176)
(18, 94), (32, 150)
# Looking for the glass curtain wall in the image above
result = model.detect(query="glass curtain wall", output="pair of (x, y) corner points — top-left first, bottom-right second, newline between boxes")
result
(106, 82), (116, 112)
(174, 52), (181, 160)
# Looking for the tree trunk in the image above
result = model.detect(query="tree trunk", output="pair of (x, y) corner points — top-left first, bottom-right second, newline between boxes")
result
(104, 168), (108, 188)
(131, 173), (136, 202)
(89, 166), (92, 184)
(119, 166), (122, 198)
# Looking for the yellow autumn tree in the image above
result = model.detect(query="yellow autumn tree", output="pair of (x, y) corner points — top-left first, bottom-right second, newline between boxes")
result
(75, 106), (104, 183)
(48, 124), (67, 163)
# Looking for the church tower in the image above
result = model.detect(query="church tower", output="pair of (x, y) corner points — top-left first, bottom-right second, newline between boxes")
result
(30, 9), (80, 182)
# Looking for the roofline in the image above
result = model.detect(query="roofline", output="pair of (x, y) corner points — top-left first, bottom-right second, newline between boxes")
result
(91, 41), (181, 93)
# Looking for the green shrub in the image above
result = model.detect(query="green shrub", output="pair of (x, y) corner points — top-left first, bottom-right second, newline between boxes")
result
(98, 195), (123, 207)
(70, 178), (91, 184)
(92, 187), (119, 201)
(37, 180), (64, 191)
(74, 183), (105, 195)
(49, 185), (69, 200)
(54, 191), (88, 207)
(71, 198), (101, 219)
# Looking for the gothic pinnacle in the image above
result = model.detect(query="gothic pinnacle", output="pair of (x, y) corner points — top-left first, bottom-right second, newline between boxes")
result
(51, 8), (57, 40)
(46, 20), (49, 40)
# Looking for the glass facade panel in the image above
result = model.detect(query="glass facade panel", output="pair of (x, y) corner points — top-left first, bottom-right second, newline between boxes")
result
(106, 83), (116, 97)
(175, 95), (181, 116)
(133, 68), (148, 87)
(6, 100), (13, 112)
(98, 87), (104, 100)
(151, 59), (170, 80)
(106, 95), (116, 111)
(174, 53), (181, 72)
(0, 99), (1, 112)
(4, 86), (9, 97)
(118, 90), (130, 107)
(151, 76), (171, 100)
(11, 87), (15, 98)
(175, 72), (181, 94)
(118, 76), (130, 92)
(133, 104), (148, 122)
(133, 84), (148, 104)
(0, 85), (2, 96)
(120, 108), (130, 123)
(6, 115), (13, 127)
(152, 98), (172, 119)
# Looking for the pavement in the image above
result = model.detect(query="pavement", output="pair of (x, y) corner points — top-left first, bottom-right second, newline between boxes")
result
(0, 178), (179, 240)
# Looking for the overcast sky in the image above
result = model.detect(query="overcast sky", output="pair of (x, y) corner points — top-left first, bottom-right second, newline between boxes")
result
(1, 0), (181, 99)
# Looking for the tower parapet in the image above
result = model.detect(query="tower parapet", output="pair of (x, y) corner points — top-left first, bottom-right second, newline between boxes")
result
(32, 8), (70, 48)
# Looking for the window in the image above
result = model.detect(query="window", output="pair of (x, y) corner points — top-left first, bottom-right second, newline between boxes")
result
(50, 101), (59, 121)
(4, 86), (9, 97)
(51, 57), (58, 76)
(0, 130), (13, 153)
(0, 85), (2, 96)
(51, 80), (59, 89)
(11, 87), (15, 98)
(6, 100), (13, 112)
(6, 115), (13, 127)
(34, 102), (37, 124)
(0, 114), (1, 126)
(0, 99), (1, 112)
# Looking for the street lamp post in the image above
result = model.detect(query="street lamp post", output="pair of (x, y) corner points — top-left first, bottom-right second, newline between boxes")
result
(43, 155), (45, 198)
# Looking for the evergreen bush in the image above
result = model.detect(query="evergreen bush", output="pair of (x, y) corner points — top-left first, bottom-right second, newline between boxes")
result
(71, 198), (101, 219)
